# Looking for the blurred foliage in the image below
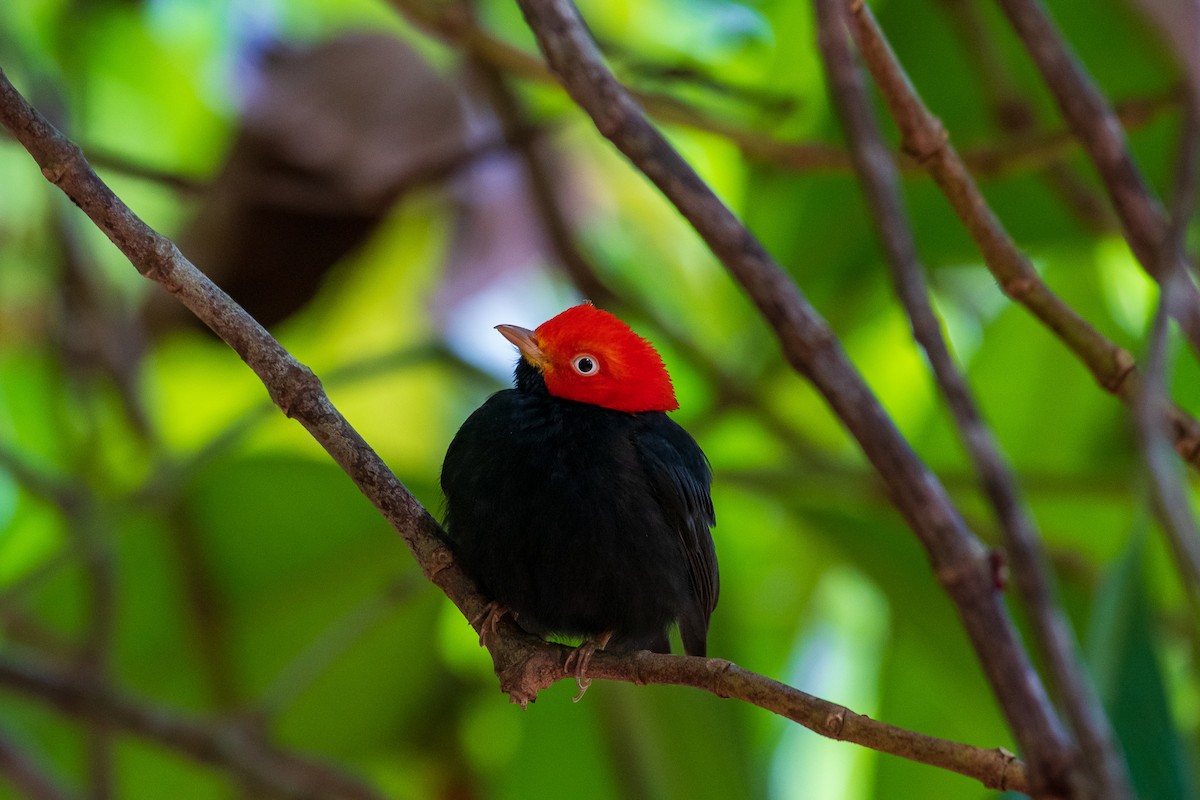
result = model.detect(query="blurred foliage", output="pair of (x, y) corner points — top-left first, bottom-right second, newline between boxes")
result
(0, 0), (1198, 798)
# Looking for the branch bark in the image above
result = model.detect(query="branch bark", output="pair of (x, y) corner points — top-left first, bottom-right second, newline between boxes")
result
(845, 1), (1200, 469)
(1133, 99), (1200, 605)
(0, 64), (1031, 793)
(512, 0), (1077, 793)
(389, 0), (1178, 181)
(815, 3), (1129, 797)
(995, 0), (1200, 355)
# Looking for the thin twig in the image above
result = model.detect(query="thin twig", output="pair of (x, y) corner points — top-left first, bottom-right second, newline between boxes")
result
(164, 504), (240, 709)
(1134, 98), (1200, 603)
(0, 64), (1032, 792)
(995, 0), (1200, 355)
(845, 1), (1200, 469)
(0, 442), (118, 799)
(512, 0), (1076, 791)
(816, 4), (1127, 797)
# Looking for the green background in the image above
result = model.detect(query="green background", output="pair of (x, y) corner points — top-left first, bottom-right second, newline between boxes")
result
(0, 0), (1197, 797)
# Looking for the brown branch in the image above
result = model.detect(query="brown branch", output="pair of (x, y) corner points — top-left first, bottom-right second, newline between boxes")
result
(750, 90), (1178, 179)
(467, 57), (837, 467)
(390, 0), (735, 137)
(0, 651), (383, 800)
(935, 0), (1113, 232)
(816, 4), (1129, 797)
(845, 1), (1200, 469)
(0, 65), (477, 611)
(390, 0), (1178, 183)
(479, 623), (1030, 793)
(995, 0), (1200, 354)
(1134, 99), (1200, 604)
(511, 0), (1080, 792)
(0, 732), (74, 800)
(0, 63), (1040, 793)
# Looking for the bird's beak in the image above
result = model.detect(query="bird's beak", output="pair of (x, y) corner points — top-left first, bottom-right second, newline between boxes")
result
(496, 324), (552, 371)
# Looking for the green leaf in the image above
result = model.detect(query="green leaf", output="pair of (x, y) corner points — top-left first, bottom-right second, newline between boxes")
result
(1087, 528), (1198, 800)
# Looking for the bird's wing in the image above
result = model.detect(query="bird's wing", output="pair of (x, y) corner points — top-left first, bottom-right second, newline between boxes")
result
(635, 416), (719, 624)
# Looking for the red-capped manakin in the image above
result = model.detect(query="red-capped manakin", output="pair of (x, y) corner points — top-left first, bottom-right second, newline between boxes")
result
(440, 304), (718, 682)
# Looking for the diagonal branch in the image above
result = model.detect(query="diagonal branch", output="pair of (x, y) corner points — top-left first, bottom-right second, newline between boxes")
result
(0, 65), (1029, 793)
(389, 0), (1179, 183)
(935, 0), (1113, 232)
(0, 731), (73, 800)
(815, 3), (1130, 797)
(512, 0), (1078, 792)
(845, 1), (1200, 470)
(994, 0), (1200, 355)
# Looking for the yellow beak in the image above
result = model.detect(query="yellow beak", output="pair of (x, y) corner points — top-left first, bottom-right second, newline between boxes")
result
(496, 324), (552, 372)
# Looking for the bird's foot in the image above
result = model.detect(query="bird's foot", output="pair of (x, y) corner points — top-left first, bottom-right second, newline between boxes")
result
(470, 602), (511, 648)
(565, 631), (614, 702)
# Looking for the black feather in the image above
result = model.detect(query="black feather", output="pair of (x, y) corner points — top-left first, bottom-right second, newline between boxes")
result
(440, 360), (718, 655)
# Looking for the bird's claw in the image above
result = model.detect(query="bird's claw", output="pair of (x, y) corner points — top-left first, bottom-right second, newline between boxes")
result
(566, 631), (613, 702)
(470, 602), (510, 648)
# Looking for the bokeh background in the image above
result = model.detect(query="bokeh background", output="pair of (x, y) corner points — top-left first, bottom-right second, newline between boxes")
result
(0, 0), (1197, 797)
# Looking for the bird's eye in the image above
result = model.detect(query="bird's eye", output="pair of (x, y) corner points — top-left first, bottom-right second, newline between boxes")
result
(572, 354), (599, 376)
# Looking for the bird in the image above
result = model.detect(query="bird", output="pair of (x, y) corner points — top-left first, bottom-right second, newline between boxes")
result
(440, 303), (718, 686)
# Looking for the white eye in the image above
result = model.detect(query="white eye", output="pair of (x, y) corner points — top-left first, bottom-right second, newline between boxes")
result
(571, 354), (599, 376)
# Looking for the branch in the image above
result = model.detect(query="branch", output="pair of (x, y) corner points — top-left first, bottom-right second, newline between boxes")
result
(935, 0), (1113, 232)
(467, 57), (838, 467)
(1133, 98), (1200, 603)
(0, 64), (1030, 792)
(389, 0), (1178, 182)
(995, 0), (1200, 355)
(845, 1), (1200, 469)
(0, 732), (74, 800)
(0, 651), (382, 800)
(511, 0), (1079, 792)
(0, 65), (481, 618)
(0, 443), (118, 797)
(476, 623), (1029, 793)
(815, 4), (1130, 797)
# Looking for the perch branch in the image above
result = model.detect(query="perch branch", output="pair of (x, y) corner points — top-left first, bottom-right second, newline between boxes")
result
(0, 65), (1027, 793)
(512, 0), (1077, 792)
(476, 623), (1029, 793)
(816, 4), (1129, 797)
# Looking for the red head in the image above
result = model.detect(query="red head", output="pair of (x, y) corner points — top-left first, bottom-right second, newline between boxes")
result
(496, 304), (679, 413)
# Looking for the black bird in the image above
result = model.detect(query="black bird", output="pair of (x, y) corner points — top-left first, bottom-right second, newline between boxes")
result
(440, 304), (718, 678)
